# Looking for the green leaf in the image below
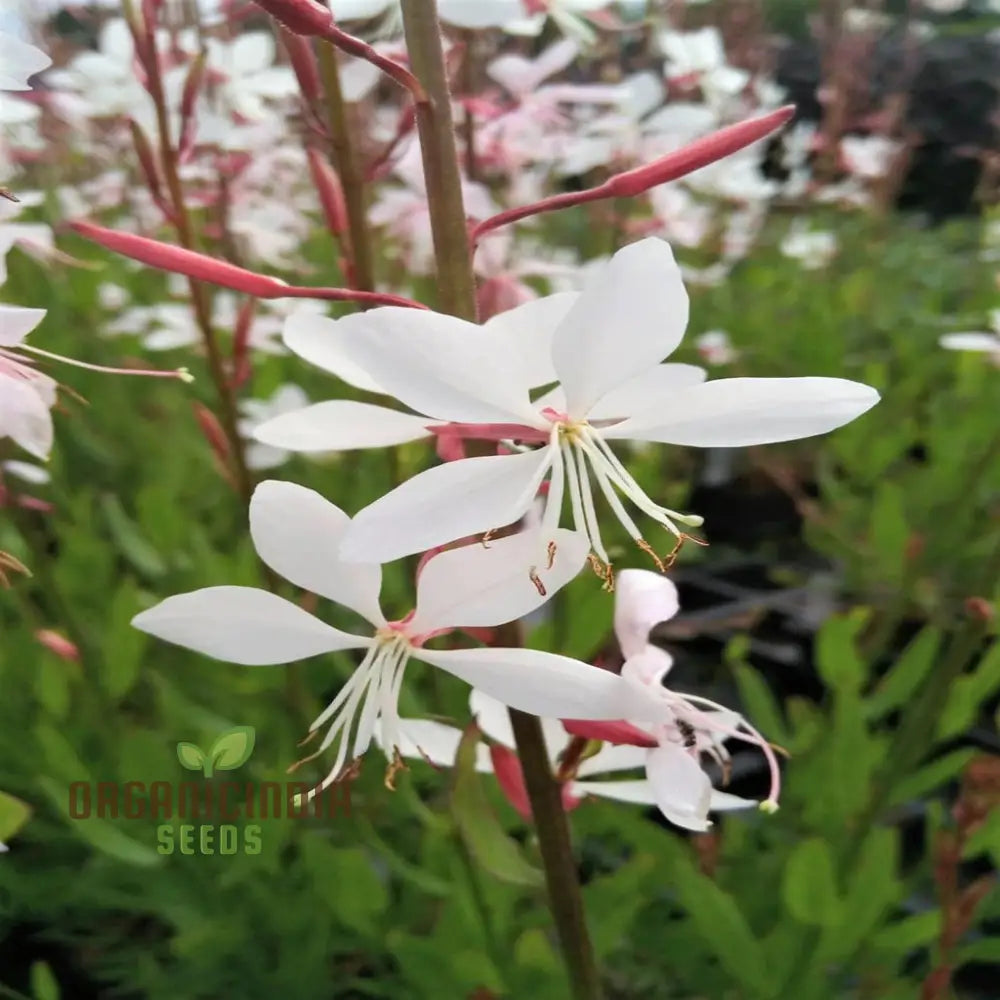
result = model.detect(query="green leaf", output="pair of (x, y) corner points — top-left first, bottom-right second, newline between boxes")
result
(583, 854), (656, 959)
(30, 962), (60, 1000)
(782, 837), (841, 927)
(815, 610), (870, 695)
(671, 857), (776, 997)
(732, 662), (789, 746)
(0, 789), (32, 842)
(869, 482), (909, 582)
(866, 627), (942, 720)
(938, 640), (1000, 740)
(99, 493), (167, 579)
(450, 723), (543, 889)
(870, 911), (940, 955)
(888, 748), (978, 806)
(209, 726), (256, 771)
(300, 839), (388, 935)
(176, 742), (207, 772)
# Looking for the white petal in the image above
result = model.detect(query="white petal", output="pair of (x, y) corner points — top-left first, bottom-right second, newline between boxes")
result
(132, 586), (367, 665)
(469, 689), (516, 747)
(439, 0), (525, 27)
(484, 292), (579, 389)
(645, 745), (713, 831)
(375, 717), (493, 771)
(249, 481), (385, 626)
(622, 645), (674, 688)
(613, 569), (680, 659)
(588, 363), (706, 422)
(409, 527), (588, 634)
(253, 400), (434, 453)
(0, 373), (53, 460)
(710, 790), (758, 811)
(2, 459), (49, 484)
(576, 743), (650, 777)
(317, 307), (538, 425)
(0, 305), (46, 347)
(282, 311), (385, 393)
(468, 689), (568, 761)
(329, 0), (391, 17)
(419, 646), (634, 720)
(340, 449), (552, 565)
(0, 35), (51, 90)
(939, 333), (999, 353)
(607, 377), (881, 447)
(571, 778), (657, 805)
(551, 239), (690, 418)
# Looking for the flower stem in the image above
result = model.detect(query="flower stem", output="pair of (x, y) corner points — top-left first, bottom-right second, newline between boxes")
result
(398, 6), (602, 996)
(317, 37), (376, 293)
(508, 703), (604, 1000)
(399, 0), (477, 320)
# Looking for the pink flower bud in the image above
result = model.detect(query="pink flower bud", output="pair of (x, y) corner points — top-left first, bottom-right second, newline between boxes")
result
(561, 718), (658, 748)
(606, 105), (796, 198)
(281, 29), (322, 103)
(490, 744), (532, 819)
(35, 629), (80, 662)
(306, 148), (348, 236)
(252, 0), (333, 36)
(193, 403), (233, 466)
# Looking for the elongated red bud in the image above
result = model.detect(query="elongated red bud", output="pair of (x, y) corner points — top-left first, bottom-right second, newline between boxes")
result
(252, 0), (333, 36)
(605, 105), (796, 198)
(36, 629), (80, 663)
(193, 402), (232, 464)
(471, 105), (797, 244)
(306, 148), (348, 236)
(128, 118), (163, 201)
(178, 52), (207, 160)
(231, 297), (257, 389)
(489, 745), (532, 820)
(561, 718), (659, 747)
(69, 220), (427, 308)
(281, 29), (322, 104)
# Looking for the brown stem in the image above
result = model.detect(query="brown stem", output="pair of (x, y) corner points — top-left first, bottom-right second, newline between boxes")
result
(399, 1), (477, 320)
(317, 36), (376, 293)
(398, 4), (603, 996)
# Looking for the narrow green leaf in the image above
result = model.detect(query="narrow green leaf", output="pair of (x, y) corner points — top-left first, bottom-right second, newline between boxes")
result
(815, 610), (870, 695)
(671, 857), (776, 997)
(782, 837), (841, 927)
(450, 723), (543, 889)
(30, 962), (60, 1000)
(0, 789), (32, 842)
(888, 749), (978, 806)
(99, 493), (167, 579)
(866, 627), (942, 721)
(870, 911), (940, 955)
(938, 640), (1000, 740)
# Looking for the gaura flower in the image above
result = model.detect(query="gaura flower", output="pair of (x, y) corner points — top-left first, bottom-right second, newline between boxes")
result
(0, 306), (56, 460)
(132, 480), (648, 792)
(0, 32), (51, 92)
(940, 309), (1000, 363)
(383, 569), (766, 830)
(259, 238), (879, 580)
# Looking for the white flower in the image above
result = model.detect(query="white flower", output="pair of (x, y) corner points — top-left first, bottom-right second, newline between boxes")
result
(0, 32), (50, 91)
(694, 330), (738, 366)
(260, 239), (879, 575)
(0, 305), (56, 460)
(940, 309), (1000, 361)
(383, 569), (764, 831)
(840, 135), (898, 180)
(659, 27), (749, 111)
(133, 481), (645, 792)
(780, 225), (838, 270)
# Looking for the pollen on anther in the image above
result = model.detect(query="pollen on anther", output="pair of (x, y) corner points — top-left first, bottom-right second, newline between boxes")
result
(529, 567), (547, 596)
(385, 747), (408, 790)
(546, 540), (557, 569)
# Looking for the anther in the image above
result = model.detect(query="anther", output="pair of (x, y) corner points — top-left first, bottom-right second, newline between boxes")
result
(529, 567), (547, 596)
(384, 747), (408, 790)
(481, 528), (495, 549)
(546, 539), (557, 569)
(637, 538), (667, 573)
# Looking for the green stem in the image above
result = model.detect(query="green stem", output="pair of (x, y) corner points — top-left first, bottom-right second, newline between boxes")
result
(454, 833), (508, 989)
(317, 39), (376, 293)
(398, 5), (602, 996)
(399, 1), (477, 320)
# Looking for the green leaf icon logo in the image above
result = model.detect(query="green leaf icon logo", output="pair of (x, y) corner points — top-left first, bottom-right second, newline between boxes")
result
(177, 742), (207, 773)
(208, 726), (255, 775)
(176, 728), (254, 777)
